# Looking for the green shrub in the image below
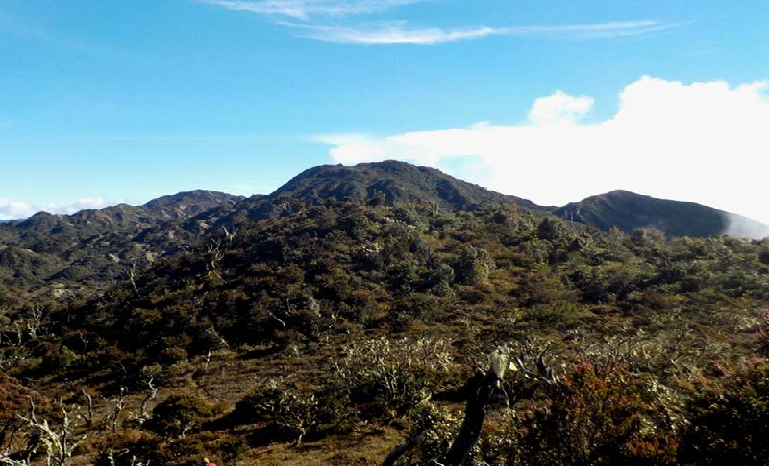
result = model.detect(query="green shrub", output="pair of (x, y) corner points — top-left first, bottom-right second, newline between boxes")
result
(235, 379), (319, 444)
(398, 402), (461, 465)
(144, 395), (213, 439)
(527, 301), (582, 325)
(333, 337), (456, 418)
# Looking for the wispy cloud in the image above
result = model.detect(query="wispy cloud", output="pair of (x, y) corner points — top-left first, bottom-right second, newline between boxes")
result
(289, 20), (681, 45)
(204, 0), (688, 45)
(288, 21), (498, 44)
(204, 0), (425, 20)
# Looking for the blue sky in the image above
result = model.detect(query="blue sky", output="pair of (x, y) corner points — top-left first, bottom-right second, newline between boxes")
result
(1, 0), (768, 224)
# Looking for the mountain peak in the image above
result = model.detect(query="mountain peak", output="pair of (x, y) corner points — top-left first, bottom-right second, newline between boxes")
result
(143, 190), (245, 220)
(271, 160), (538, 212)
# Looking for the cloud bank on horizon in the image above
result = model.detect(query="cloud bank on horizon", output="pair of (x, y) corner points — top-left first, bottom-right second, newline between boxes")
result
(316, 76), (769, 232)
(205, 0), (683, 44)
(0, 197), (114, 220)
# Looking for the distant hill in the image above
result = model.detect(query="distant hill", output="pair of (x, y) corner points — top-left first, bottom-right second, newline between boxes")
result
(274, 160), (539, 211)
(3, 163), (768, 294)
(554, 190), (769, 238)
(12, 190), (243, 235)
(0, 190), (244, 289)
(208, 160), (542, 226)
(144, 190), (242, 220)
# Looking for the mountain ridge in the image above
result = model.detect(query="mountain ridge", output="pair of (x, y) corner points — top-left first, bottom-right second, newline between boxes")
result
(0, 190), (245, 289)
(1, 162), (767, 292)
(554, 190), (769, 239)
(3, 164), (767, 242)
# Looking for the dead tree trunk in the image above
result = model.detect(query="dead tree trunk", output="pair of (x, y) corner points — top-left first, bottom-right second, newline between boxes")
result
(441, 369), (499, 466)
(381, 430), (428, 466)
(381, 347), (555, 466)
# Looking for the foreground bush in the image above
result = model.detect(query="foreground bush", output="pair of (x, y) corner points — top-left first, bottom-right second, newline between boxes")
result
(680, 358), (769, 465)
(511, 358), (679, 465)
(333, 337), (457, 419)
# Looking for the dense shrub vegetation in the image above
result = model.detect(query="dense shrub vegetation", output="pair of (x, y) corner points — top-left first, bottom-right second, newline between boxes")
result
(1, 199), (769, 464)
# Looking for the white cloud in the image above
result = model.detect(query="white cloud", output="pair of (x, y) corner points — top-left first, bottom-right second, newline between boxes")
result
(63, 197), (114, 213)
(205, 0), (686, 45)
(0, 201), (38, 220)
(726, 213), (769, 240)
(291, 22), (499, 44)
(504, 20), (688, 39)
(529, 91), (594, 126)
(317, 76), (769, 229)
(0, 197), (114, 220)
(205, 0), (424, 20)
(314, 133), (397, 162)
(276, 20), (683, 45)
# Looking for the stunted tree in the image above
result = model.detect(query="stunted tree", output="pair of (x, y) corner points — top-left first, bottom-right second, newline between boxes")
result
(455, 245), (492, 285)
(384, 346), (557, 466)
(440, 349), (512, 466)
(17, 401), (90, 466)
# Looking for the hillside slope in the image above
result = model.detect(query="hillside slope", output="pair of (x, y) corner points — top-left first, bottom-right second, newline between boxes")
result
(0, 190), (243, 290)
(554, 190), (769, 238)
(1, 200), (768, 464)
(208, 160), (543, 226)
